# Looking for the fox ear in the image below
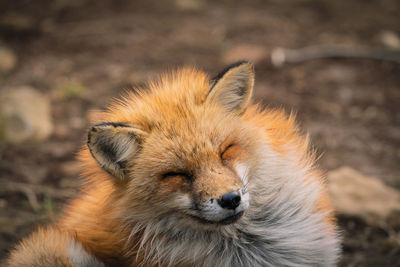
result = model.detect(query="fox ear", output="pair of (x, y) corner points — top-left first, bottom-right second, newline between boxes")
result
(206, 61), (254, 114)
(87, 123), (146, 179)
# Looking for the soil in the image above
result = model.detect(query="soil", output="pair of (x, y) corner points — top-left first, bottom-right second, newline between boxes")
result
(0, 0), (399, 266)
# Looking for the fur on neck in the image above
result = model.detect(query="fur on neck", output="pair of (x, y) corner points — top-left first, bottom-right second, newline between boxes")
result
(120, 145), (341, 267)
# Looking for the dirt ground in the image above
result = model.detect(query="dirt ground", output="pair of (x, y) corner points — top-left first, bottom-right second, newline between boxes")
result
(0, 0), (399, 266)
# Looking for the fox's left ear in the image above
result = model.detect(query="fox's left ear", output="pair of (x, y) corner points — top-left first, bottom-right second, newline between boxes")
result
(206, 61), (254, 114)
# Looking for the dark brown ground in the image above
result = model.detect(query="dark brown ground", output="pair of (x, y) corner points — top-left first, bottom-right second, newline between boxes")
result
(0, 0), (399, 266)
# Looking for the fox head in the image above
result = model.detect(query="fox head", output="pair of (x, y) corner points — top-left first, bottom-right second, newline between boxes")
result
(85, 62), (262, 228)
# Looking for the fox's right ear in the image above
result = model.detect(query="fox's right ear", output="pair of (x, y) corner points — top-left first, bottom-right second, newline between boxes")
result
(87, 123), (146, 180)
(206, 61), (254, 114)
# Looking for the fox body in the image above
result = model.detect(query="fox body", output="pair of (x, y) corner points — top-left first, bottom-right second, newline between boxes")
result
(7, 62), (340, 266)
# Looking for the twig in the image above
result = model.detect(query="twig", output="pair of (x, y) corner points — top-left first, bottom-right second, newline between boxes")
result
(0, 180), (77, 210)
(20, 186), (41, 211)
(271, 45), (400, 67)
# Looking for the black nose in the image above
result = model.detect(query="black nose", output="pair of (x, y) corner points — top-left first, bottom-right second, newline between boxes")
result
(218, 191), (241, 210)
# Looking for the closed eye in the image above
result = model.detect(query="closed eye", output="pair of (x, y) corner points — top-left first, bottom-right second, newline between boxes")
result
(162, 172), (191, 180)
(221, 144), (235, 159)
(221, 144), (234, 157)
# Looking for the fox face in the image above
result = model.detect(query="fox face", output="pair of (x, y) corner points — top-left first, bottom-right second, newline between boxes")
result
(86, 62), (259, 228)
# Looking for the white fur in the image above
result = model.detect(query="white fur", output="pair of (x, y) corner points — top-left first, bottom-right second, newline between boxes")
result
(198, 198), (247, 222)
(68, 240), (105, 267)
(122, 143), (341, 267)
(235, 162), (250, 185)
(170, 188), (249, 222)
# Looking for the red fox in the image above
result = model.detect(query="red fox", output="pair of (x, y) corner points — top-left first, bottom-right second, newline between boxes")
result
(6, 62), (340, 266)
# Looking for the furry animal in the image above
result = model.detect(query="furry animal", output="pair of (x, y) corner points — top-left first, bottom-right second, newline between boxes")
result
(6, 62), (340, 266)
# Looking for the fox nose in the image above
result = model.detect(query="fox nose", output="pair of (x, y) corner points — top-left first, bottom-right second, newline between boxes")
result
(218, 191), (241, 210)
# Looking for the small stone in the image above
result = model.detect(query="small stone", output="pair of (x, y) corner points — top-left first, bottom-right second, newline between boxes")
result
(327, 167), (400, 227)
(0, 46), (17, 74)
(0, 86), (53, 143)
(379, 30), (400, 50)
(337, 87), (353, 105)
(0, 199), (7, 208)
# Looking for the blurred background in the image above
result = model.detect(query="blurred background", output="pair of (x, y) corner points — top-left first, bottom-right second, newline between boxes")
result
(0, 0), (399, 266)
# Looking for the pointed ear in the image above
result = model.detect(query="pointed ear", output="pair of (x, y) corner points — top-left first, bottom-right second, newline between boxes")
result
(206, 61), (254, 114)
(87, 123), (146, 179)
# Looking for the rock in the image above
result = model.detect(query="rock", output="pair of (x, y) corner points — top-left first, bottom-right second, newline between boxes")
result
(0, 199), (7, 208)
(0, 46), (17, 74)
(0, 87), (53, 143)
(379, 30), (400, 50)
(222, 44), (267, 65)
(327, 167), (400, 227)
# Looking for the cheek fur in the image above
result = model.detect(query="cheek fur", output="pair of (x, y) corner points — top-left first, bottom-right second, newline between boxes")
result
(170, 194), (192, 210)
(222, 145), (250, 165)
(222, 145), (251, 186)
(235, 163), (250, 185)
(155, 176), (191, 200)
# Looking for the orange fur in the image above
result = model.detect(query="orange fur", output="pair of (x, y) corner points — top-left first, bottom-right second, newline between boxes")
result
(7, 227), (73, 267)
(7, 65), (337, 266)
(243, 105), (335, 225)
